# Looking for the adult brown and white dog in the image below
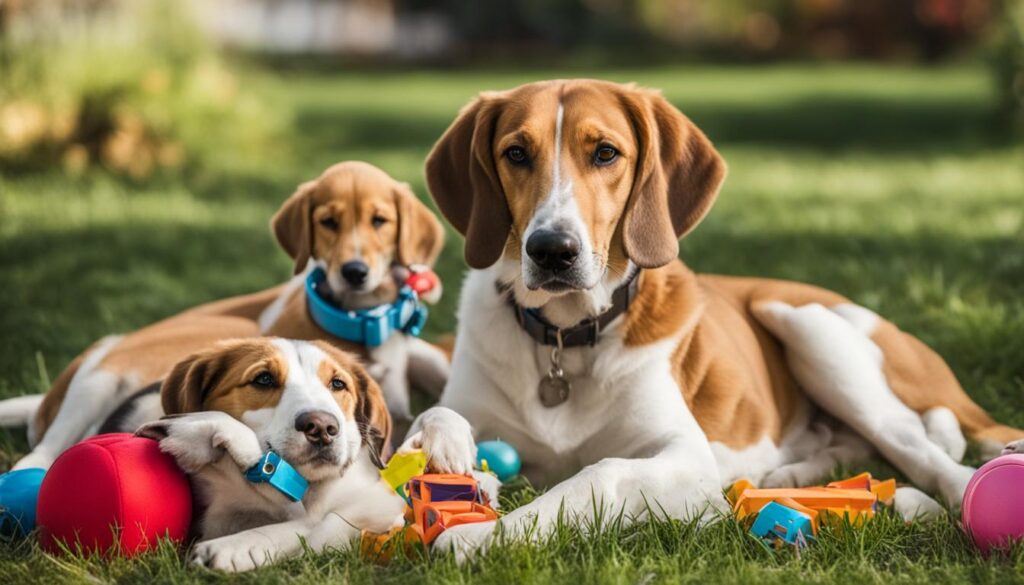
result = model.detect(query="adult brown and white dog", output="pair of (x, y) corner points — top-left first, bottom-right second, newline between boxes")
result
(133, 337), (475, 571)
(0, 161), (450, 471)
(414, 79), (1024, 557)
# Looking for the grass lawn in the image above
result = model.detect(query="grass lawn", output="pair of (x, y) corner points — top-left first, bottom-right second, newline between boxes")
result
(1, 62), (1023, 583)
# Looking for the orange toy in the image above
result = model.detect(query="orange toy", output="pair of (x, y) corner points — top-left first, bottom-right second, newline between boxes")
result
(407, 474), (498, 545)
(362, 473), (498, 561)
(729, 472), (897, 532)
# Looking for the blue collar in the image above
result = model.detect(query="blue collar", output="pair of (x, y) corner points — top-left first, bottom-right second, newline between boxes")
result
(244, 452), (308, 502)
(305, 268), (427, 348)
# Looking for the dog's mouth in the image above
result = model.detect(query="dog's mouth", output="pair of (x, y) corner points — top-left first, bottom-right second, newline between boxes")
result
(317, 269), (400, 311)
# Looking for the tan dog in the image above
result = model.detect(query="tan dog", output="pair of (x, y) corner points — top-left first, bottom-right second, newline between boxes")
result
(0, 161), (449, 470)
(134, 338), (476, 571)
(411, 79), (1024, 558)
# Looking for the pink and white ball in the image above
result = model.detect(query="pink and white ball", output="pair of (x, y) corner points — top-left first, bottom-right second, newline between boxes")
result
(962, 453), (1024, 555)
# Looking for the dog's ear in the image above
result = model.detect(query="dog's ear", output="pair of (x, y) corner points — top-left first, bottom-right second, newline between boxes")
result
(271, 180), (318, 274)
(619, 88), (727, 268)
(425, 94), (512, 269)
(353, 366), (392, 466)
(394, 182), (445, 267)
(160, 351), (213, 415)
(312, 341), (392, 464)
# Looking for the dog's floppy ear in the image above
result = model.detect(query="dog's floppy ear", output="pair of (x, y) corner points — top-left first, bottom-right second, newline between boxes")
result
(394, 182), (445, 267)
(272, 180), (318, 274)
(352, 366), (392, 466)
(160, 351), (214, 415)
(425, 94), (512, 269)
(620, 88), (727, 268)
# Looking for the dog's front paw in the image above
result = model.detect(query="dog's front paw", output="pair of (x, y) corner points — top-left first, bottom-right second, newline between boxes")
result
(402, 407), (475, 475)
(137, 412), (263, 474)
(190, 533), (275, 572)
(431, 520), (496, 564)
(1003, 440), (1024, 455)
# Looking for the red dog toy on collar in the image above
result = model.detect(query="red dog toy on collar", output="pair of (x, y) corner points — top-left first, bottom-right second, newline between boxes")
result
(36, 433), (192, 557)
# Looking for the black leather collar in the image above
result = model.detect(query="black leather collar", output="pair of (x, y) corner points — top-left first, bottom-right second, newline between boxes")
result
(498, 269), (640, 348)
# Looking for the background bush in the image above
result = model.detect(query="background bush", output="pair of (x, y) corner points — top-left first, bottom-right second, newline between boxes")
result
(0, 0), (287, 179)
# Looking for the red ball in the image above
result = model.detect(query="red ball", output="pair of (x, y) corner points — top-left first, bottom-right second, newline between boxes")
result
(36, 433), (192, 557)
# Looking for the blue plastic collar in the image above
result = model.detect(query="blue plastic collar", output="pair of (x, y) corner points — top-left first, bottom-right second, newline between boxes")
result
(305, 268), (427, 348)
(244, 452), (308, 502)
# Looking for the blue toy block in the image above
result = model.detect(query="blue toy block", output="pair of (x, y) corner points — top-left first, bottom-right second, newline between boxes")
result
(0, 468), (46, 538)
(750, 501), (813, 548)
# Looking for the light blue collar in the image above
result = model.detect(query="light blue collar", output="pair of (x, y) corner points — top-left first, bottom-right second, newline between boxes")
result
(244, 452), (308, 502)
(305, 268), (427, 348)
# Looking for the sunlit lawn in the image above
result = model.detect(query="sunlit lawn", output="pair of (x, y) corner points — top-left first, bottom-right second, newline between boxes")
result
(1, 62), (1023, 583)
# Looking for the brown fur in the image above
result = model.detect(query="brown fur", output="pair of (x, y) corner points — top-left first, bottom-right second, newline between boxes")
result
(32, 161), (444, 441)
(426, 80), (725, 274)
(159, 338), (390, 454)
(427, 79), (1022, 451)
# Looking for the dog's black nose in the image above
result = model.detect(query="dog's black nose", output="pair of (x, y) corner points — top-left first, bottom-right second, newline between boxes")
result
(340, 261), (369, 286)
(525, 230), (580, 272)
(295, 410), (339, 445)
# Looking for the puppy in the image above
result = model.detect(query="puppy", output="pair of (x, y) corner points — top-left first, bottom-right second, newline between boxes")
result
(136, 337), (477, 571)
(0, 161), (450, 470)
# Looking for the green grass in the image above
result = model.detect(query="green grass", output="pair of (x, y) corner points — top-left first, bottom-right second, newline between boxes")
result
(2, 62), (1023, 583)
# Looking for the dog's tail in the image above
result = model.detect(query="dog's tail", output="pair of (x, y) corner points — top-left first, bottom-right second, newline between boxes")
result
(0, 394), (44, 428)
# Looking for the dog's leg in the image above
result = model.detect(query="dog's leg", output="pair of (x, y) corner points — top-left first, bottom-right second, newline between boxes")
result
(13, 336), (123, 470)
(433, 434), (725, 563)
(922, 406), (967, 463)
(190, 518), (320, 572)
(192, 509), (402, 572)
(136, 412), (264, 474)
(399, 406), (477, 475)
(369, 336), (413, 423)
(0, 394), (43, 428)
(752, 302), (974, 505)
(762, 425), (873, 488)
(405, 337), (450, 399)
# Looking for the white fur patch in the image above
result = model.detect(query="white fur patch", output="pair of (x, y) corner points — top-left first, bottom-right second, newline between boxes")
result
(14, 335), (124, 470)
(258, 268), (309, 332)
(922, 406), (967, 462)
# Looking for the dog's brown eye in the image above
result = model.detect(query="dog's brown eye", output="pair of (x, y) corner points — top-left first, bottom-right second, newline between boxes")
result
(252, 372), (276, 388)
(594, 145), (618, 166)
(505, 146), (529, 166)
(371, 216), (387, 229)
(330, 378), (347, 391)
(319, 217), (339, 231)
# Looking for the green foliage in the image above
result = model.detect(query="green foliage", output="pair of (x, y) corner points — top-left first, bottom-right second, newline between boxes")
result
(990, 0), (1024, 136)
(2, 62), (1023, 582)
(0, 0), (286, 178)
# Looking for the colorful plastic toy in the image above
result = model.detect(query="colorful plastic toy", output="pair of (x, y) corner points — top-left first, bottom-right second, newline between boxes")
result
(407, 474), (498, 545)
(750, 501), (814, 548)
(362, 472), (498, 561)
(0, 467), (45, 537)
(962, 453), (1024, 555)
(405, 267), (440, 298)
(380, 450), (428, 501)
(730, 472), (896, 547)
(36, 433), (192, 557)
(476, 440), (521, 481)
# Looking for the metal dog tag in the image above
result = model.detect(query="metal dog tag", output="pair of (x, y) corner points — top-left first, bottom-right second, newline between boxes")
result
(538, 332), (571, 407)
(538, 373), (571, 407)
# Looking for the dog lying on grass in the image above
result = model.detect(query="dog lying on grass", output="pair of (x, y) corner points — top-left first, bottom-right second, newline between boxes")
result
(136, 337), (477, 571)
(0, 161), (450, 470)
